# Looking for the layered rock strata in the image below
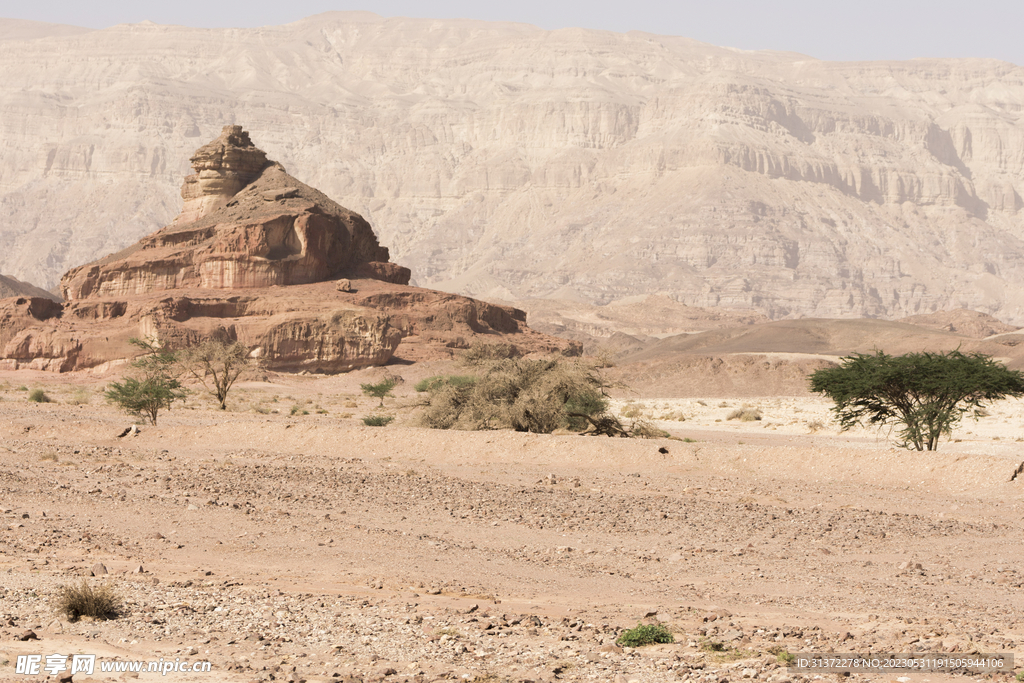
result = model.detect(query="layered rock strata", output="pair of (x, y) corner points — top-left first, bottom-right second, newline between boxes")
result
(1, 127), (572, 372)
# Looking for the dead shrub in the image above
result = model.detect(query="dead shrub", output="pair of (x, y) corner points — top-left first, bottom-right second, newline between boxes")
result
(53, 581), (122, 622)
(727, 405), (762, 421)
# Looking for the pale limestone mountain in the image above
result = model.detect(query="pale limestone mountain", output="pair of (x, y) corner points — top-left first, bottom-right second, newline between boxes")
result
(2, 13), (1024, 321)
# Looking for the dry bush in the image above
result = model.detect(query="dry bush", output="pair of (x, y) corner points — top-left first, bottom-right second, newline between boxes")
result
(462, 341), (520, 365)
(420, 356), (610, 434)
(727, 405), (762, 421)
(53, 581), (121, 622)
(806, 419), (825, 433)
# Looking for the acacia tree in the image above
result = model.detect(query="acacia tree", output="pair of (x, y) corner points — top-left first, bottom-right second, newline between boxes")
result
(176, 340), (256, 410)
(810, 350), (1024, 451)
(105, 338), (185, 425)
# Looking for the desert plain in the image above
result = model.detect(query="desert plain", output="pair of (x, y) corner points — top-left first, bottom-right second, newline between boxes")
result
(1, 361), (1022, 683)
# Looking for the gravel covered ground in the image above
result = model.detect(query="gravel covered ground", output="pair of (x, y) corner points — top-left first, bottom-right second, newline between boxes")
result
(1, 371), (1022, 683)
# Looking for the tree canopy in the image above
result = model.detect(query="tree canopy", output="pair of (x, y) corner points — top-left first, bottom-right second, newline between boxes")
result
(809, 349), (1024, 451)
(104, 338), (185, 425)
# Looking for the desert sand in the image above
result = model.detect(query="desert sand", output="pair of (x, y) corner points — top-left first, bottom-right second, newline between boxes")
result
(1, 366), (1022, 683)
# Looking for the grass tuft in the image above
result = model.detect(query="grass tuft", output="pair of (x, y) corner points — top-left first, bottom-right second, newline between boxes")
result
(53, 581), (122, 622)
(28, 389), (51, 403)
(362, 414), (394, 427)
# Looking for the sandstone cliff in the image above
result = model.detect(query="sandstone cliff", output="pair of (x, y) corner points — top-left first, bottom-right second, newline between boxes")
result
(4, 15), (1024, 322)
(0, 127), (573, 372)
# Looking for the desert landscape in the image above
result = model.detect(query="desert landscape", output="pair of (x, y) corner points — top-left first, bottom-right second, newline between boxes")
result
(1, 364), (1023, 683)
(2, 9), (1024, 683)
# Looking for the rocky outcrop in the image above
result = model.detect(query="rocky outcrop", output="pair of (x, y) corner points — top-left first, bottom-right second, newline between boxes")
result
(61, 126), (402, 301)
(1, 127), (572, 372)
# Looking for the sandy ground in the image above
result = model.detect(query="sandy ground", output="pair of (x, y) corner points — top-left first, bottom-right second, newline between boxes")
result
(0, 368), (1022, 683)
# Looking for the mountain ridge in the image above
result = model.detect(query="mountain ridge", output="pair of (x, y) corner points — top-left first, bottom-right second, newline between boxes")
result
(3, 13), (1024, 321)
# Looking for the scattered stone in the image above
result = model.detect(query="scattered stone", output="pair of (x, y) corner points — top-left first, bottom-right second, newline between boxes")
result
(90, 562), (108, 576)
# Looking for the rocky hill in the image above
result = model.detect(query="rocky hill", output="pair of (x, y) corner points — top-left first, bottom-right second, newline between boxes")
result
(3, 14), (1024, 322)
(0, 274), (58, 301)
(0, 127), (572, 372)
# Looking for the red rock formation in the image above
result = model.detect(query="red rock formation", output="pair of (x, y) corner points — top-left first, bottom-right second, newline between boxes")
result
(2, 127), (574, 372)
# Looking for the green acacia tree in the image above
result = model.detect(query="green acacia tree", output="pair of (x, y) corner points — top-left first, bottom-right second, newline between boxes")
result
(361, 377), (398, 407)
(810, 349), (1024, 451)
(105, 338), (185, 425)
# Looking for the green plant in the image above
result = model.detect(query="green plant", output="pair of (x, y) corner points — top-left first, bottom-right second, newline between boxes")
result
(16, 385), (27, 391)
(53, 581), (122, 622)
(176, 339), (256, 410)
(776, 649), (796, 665)
(105, 338), (185, 425)
(28, 388), (51, 403)
(1014, 671), (1024, 682)
(362, 414), (394, 427)
(361, 377), (398, 406)
(810, 349), (1024, 451)
(727, 405), (762, 421)
(616, 623), (674, 648)
(290, 404), (308, 416)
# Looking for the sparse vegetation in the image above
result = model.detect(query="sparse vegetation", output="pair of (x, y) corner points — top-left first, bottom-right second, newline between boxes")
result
(806, 419), (825, 433)
(105, 338), (185, 425)
(290, 404), (308, 416)
(699, 639), (726, 652)
(362, 414), (395, 427)
(727, 405), (762, 421)
(67, 388), (91, 405)
(616, 623), (674, 647)
(53, 580), (122, 622)
(176, 339), (257, 410)
(420, 355), (611, 434)
(414, 375), (476, 393)
(810, 349), (1024, 451)
(361, 377), (398, 406)
(27, 388), (51, 403)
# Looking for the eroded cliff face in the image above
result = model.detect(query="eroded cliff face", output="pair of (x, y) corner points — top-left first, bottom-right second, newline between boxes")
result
(4, 16), (1024, 321)
(0, 126), (572, 372)
(60, 126), (401, 301)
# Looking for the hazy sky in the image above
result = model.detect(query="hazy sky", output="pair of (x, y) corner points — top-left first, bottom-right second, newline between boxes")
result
(2, 0), (1021, 65)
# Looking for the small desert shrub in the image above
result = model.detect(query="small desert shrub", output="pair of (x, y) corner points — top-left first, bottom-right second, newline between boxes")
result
(414, 375), (476, 393)
(775, 649), (796, 665)
(1014, 671), (1024, 683)
(699, 639), (727, 652)
(39, 451), (58, 462)
(289, 404), (308, 416)
(53, 581), (121, 622)
(252, 404), (271, 415)
(28, 389), (51, 403)
(629, 419), (671, 439)
(362, 414), (394, 427)
(616, 623), (674, 647)
(806, 419), (824, 433)
(16, 385), (28, 391)
(66, 388), (91, 405)
(727, 405), (762, 421)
